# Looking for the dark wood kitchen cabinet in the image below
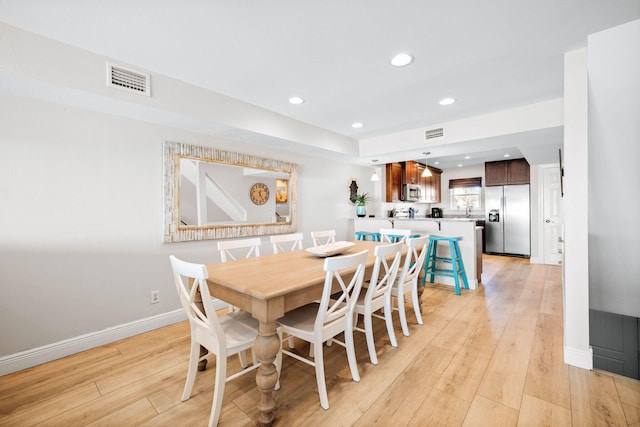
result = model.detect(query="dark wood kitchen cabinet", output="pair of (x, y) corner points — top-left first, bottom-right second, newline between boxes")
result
(418, 164), (426, 200)
(386, 161), (442, 202)
(420, 165), (442, 203)
(385, 162), (403, 202)
(485, 161), (507, 186)
(404, 160), (420, 184)
(507, 158), (530, 184)
(485, 158), (530, 186)
(386, 161), (421, 202)
(428, 168), (442, 203)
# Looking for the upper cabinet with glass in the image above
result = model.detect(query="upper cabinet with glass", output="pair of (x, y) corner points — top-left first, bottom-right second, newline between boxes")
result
(163, 141), (298, 242)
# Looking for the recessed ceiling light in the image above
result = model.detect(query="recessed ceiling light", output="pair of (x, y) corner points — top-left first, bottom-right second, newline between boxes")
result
(434, 161), (440, 165)
(503, 154), (511, 158)
(439, 98), (456, 106)
(390, 53), (414, 67)
(352, 122), (364, 129)
(464, 156), (471, 159)
(458, 164), (463, 167)
(288, 96), (305, 105)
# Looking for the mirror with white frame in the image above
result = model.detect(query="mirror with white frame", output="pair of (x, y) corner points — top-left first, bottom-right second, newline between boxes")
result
(163, 141), (298, 242)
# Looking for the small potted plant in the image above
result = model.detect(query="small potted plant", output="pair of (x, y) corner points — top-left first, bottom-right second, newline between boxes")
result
(354, 193), (371, 217)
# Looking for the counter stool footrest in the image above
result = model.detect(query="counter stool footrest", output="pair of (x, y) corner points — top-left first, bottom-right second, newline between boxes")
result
(426, 268), (456, 276)
(433, 256), (454, 263)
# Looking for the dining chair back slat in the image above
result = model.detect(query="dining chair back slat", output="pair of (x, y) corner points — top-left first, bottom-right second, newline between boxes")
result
(310, 230), (336, 246)
(270, 233), (304, 254)
(318, 251), (367, 328)
(379, 228), (412, 243)
(353, 242), (403, 364)
(216, 237), (262, 315)
(276, 249), (368, 409)
(392, 235), (430, 337)
(217, 237), (262, 262)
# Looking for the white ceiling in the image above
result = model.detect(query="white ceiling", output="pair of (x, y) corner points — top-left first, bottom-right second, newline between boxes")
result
(2, 0), (639, 168)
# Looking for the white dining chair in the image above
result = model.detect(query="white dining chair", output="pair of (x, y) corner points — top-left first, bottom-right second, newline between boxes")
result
(169, 255), (281, 427)
(270, 233), (304, 254)
(216, 237), (262, 363)
(353, 242), (403, 365)
(391, 235), (430, 337)
(276, 250), (368, 410)
(217, 237), (262, 262)
(379, 228), (412, 243)
(310, 229), (336, 246)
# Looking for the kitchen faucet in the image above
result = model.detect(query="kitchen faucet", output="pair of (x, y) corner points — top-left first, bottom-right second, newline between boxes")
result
(465, 205), (472, 218)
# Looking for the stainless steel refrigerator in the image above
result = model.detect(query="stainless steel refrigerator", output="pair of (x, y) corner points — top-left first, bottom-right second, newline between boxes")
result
(484, 184), (530, 257)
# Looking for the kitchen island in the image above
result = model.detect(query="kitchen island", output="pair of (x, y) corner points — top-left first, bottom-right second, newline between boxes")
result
(348, 217), (481, 290)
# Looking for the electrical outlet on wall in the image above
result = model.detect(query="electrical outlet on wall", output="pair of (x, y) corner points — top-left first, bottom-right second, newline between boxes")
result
(151, 290), (160, 304)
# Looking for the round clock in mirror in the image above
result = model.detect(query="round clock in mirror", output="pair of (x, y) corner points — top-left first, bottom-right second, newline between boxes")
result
(250, 183), (269, 205)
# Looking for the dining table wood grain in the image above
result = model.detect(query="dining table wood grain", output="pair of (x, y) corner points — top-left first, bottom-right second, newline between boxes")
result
(205, 240), (403, 426)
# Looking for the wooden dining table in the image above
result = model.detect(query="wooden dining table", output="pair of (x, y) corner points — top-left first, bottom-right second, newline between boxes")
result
(205, 239), (415, 426)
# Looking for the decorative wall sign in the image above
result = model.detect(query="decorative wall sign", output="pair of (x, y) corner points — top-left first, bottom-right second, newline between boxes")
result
(349, 179), (359, 204)
(275, 179), (288, 203)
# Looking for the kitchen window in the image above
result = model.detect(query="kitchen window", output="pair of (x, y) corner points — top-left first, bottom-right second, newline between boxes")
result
(449, 177), (482, 211)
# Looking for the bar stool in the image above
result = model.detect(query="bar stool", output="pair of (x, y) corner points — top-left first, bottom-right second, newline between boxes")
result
(355, 231), (380, 241)
(422, 236), (469, 295)
(389, 233), (420, 243)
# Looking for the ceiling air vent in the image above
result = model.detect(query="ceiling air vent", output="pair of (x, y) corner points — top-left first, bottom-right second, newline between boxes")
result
(107, 62), (151, 96)
(425, 127), (444, 140)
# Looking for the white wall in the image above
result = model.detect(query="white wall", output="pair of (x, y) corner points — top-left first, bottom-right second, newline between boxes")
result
(588, 19), (640, 317)
(529, 164), (541, 263)
(359, 100), (563, 158)
(0, 23), (377, 366)
(0, 23), (359, 160)
(0, 97), (372, 361)
(562, 19), (640, 369)
(563, 47), (592, 369)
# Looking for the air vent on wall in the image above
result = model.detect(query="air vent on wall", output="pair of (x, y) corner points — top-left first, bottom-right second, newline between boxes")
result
(106, 62), (151, 96)
(425, 127), (444, 140)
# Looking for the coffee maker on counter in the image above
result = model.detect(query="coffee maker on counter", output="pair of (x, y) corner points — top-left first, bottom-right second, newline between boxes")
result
(431, 207), (443, 218)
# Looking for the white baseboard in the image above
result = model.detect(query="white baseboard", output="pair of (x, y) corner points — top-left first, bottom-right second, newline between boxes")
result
(529, 256), (543, 264)
(564, 345), (594, 370)
(0, 309), (187, 376)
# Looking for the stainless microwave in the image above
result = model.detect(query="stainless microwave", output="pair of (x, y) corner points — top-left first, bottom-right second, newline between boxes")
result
(403, 184), (421, 202)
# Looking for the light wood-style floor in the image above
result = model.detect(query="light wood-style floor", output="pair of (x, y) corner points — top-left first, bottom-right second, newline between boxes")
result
(2, 255), (640, 426)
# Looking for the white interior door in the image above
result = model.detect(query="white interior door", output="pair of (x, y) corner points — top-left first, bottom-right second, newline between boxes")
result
(543, 166), (564, 265)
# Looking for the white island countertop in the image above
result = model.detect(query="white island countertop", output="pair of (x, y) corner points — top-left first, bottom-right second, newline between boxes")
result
(348, 217), (483, 290)
(351, 216), (482, 222)
(391, 217), (481, 222)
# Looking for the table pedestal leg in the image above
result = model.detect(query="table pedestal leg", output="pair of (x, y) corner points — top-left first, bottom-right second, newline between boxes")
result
(254, 321), (280, 427)
(417, 270), (425, 313)
(194, 285), (209, 371)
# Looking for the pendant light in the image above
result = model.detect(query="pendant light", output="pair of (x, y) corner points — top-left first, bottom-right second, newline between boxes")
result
(370, 159), (380, 181)
(421, 152), (433, 177)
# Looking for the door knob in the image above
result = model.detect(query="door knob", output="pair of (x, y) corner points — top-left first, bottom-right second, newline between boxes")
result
(545, 219), (551, 223)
